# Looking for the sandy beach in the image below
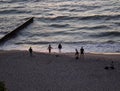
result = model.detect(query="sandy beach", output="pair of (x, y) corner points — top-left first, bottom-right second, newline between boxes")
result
(0, 50), (120, 91)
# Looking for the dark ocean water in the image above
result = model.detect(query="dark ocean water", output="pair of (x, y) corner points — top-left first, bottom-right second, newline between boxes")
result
(0, 0), (120, 53)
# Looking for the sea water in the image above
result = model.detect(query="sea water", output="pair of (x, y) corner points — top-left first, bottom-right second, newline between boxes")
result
(0, 0), (120, 53)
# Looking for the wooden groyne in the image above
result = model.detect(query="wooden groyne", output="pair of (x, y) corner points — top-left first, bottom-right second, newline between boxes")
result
(0, 17), (34, 44)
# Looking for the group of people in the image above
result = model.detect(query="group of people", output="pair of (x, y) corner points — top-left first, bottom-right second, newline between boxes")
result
(48, 43), (62, 53)
(75, 47), (84, 59)
(28, 43), (62, 56)
(28, 43), (84, 59)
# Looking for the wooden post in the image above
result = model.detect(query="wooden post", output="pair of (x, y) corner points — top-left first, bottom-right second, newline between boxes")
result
(0, 17), (34, 45)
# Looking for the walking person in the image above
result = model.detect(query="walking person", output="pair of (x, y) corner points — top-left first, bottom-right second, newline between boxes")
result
(29, 47), (33, 56)
(48, 44), (52, 53)
(75, 49), (79, 59)
(58, 43), (62, 53)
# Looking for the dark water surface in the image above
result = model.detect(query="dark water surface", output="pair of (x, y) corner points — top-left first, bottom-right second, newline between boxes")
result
(0, 0), (120, 53)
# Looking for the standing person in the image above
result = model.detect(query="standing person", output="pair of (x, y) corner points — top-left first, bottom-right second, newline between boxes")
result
(58, 43), (62, 53)
(80, 47), (84, 55)
(48, 44), (52, 53)
(75, 49), (79, 59)
(80, 47), (84, 60)
(29, 47), (33, 56)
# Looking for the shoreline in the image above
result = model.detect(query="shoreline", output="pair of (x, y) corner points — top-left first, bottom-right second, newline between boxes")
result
(0, 50), (120, 62)
(0, 49), (120, 55)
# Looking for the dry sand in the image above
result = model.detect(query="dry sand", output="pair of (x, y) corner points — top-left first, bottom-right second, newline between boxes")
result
(0, 50), (120, 91)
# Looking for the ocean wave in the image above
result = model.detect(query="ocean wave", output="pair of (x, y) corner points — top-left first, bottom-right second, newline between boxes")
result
(90, 31), (120, 37)
(69, 5), (101, 12)
(0, 9), (31, 14)
(15, 40), (120, 45)
(105, 40), (118, 44)
(49, 24), (69, 28)
(38, 14), (120, 22)
(114, 22), (120, 26)
(0, 0), (24, 3)
(15, 41), (95, 45)
(77, 25), (110, 30)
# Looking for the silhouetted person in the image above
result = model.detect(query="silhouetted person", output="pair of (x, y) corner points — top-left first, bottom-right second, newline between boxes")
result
(80, 47), (84, 60)
(48, 44), (52, 53)
(58, 43), (62, 53)
(75, 49), (79, 59)
(80, 47), (84, 55)
(29, 47), (33, 56)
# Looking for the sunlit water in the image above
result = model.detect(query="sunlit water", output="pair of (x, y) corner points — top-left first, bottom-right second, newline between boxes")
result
(0, 0), (120, 53)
